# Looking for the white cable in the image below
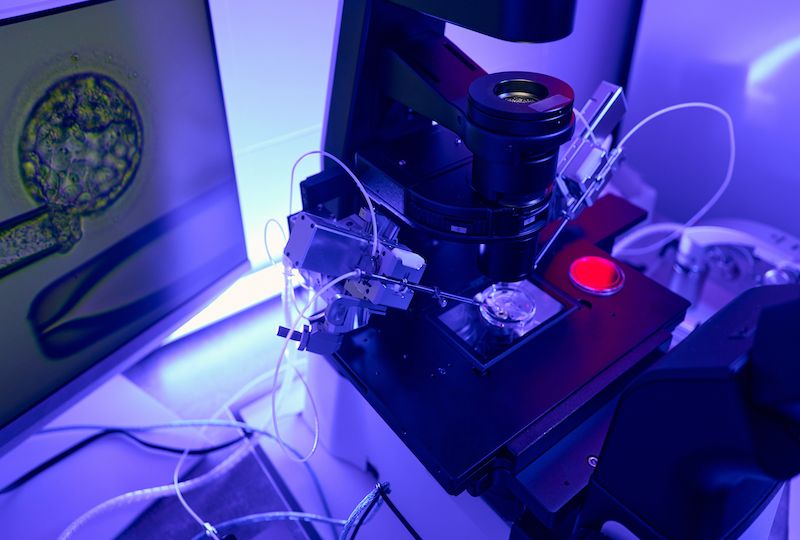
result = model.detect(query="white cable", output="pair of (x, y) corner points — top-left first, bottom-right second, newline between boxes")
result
(56, 442), (251, 540)
(289, 150), (380, 257)
(187, 485), (381, 540)
(41, 419), (302, 438)
(573, 108), (599, 145)
(56, 416), (318, 540)
(262, 218), (288, 265)
(340, 483), (383, 540)
(56, 274), (350, 538)
(611, 222), (685, 258)
(166, 189), (338, 540)
(168, 362), (289, 540)
(170, 267), (328, 533)
(271, 270), (359, 464)
(189, 512), (347, 540)
(54, 363), (287, 540)
(284, 267), (309, 321)
(262, 216), (307, 321)
(172, 448), (220, 540)
(261, 215), (309, 321)
(611, 102), (736, 257)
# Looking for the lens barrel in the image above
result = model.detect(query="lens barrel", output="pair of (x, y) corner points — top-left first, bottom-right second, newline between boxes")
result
(466, 72), (574, 280)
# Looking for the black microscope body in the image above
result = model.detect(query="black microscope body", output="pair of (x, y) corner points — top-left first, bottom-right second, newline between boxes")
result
(295, 1), (800, 537)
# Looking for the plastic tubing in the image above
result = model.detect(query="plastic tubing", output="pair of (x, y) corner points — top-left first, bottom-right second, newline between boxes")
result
(611, 102), (735, 257)
(289, 150), (379, 257)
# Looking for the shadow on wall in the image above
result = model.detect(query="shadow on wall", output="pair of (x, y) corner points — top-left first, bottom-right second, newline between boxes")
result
(622, 0), (800, 237)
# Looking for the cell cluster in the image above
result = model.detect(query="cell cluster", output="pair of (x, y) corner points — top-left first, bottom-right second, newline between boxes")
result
(0, 73), (143, 278)
(18, 72), (143, 215)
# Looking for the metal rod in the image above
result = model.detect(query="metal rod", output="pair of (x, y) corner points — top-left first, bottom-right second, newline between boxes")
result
(534, 216), (571, 270)
(534, 181), (600, 270)
(362, 272), (481, 306)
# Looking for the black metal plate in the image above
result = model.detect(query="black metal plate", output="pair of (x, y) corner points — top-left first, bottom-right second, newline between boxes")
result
(331, 237), (689, 495)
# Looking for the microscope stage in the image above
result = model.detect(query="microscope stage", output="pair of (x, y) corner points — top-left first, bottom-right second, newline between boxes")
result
(438, 278), (572, 371)
(332, 234), (689, 495)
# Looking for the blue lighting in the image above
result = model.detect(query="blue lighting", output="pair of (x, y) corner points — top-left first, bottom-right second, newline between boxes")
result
(747, 34), (800, 88)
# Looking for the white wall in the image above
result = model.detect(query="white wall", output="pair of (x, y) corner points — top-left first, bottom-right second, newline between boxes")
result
(208, 0), (339, 266)
(623, 0), (800, 236)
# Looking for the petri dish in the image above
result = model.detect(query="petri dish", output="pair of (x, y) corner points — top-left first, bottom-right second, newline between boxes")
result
(478, 281), (537, 330)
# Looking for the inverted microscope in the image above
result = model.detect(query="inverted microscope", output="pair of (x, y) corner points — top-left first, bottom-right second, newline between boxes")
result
(279, 1), (800, 537)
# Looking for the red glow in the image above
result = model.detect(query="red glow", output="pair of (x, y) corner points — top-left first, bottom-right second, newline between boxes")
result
(569, 256), (625, 296)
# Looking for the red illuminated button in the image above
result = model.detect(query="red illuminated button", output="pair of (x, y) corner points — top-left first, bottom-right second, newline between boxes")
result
(569, 256), (625, 296)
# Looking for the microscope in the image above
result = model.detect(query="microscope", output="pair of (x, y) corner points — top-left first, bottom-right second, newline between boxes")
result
(281, 1), (800, 537)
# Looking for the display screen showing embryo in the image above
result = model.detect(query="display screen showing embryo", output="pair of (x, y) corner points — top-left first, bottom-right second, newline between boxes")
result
(0, 0), (247, 432)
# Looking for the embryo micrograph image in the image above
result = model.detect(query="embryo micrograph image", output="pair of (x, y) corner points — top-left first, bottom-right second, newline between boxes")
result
(19, 72), (143, 212)
(0, 72), (143, 276)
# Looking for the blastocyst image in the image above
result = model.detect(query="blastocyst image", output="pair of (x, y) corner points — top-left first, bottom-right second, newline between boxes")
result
(0, 73), (143, 276)
(18, 72), (143, 216)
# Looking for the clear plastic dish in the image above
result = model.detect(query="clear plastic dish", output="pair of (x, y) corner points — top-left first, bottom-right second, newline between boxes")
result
(478, 282), (537, 330)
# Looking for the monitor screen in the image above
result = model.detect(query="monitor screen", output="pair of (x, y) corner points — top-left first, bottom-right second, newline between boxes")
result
(0, 0), (248, 452)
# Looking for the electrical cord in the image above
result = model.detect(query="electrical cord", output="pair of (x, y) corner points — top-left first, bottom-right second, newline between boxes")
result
(377, 489), (422, 540)
(262, 217), (288, 265)
(52, 417), (334, 540)
(57, 444), (250, 540)
(45, 422), (415, 540)
(187, 483), (395, 540)
(0, 429), (244, 496)
(170, 272), (353, 537)
(345, 483), (422, 540)
(188, 511), (347, 540)
(347, 491), (381, 540)
(262, 215), (308, 323)
(611, 102), (736, 257)
(56, 372), (298, 537)
(263, 217), (306, 318)
(340, 483), (383, 540)
(54, 273), (349, 537)
(40, 419), (291, 439)
(271, 270), (359, 465)
(170, 364), (289, 538)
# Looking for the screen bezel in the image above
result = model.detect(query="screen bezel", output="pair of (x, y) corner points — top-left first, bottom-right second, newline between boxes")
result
(0, 0), (250, 456)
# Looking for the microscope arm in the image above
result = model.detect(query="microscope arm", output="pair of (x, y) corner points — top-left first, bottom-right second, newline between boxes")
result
(387, 0), (575, 42)
(381, 39), (484, 137)
(324, 0), (575, 163)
